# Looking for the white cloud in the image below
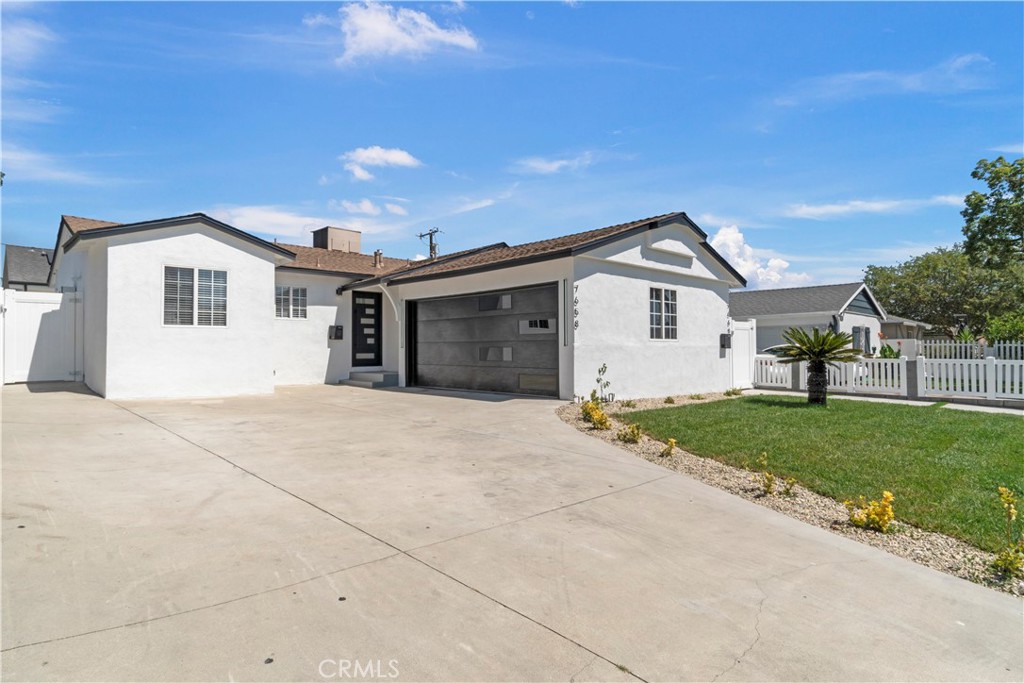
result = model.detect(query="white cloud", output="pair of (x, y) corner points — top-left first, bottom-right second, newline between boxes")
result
(209, 205), (333, 237)
(331, 1), (478, 64)
(452, 198), (495, 214)
(783, 195), (962, 220)
(210, 204), (411, 239)
(384, 203), (408, 216)
(511, 151), (595, 175)
(2, 146), (110, 185)
(1, 18), (59, 69)
(775, 54), (993, 106)
(710, 225), (812, 289)
(412, 253), (428, 261)
(990, 143), (1024, 155)
(340, 145), (422, 181)
(338, 198), (382, 215)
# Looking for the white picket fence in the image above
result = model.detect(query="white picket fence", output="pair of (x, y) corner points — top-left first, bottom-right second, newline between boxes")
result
(919, 357), (1024, 400)
(755, 356), (908, 397)
(754, 356), (790, 387)
(753, 355), (1024, 401)
(920, 339), (1024, 360)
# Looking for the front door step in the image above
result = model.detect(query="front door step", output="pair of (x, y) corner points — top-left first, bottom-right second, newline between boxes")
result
(340, 371), (398, 389)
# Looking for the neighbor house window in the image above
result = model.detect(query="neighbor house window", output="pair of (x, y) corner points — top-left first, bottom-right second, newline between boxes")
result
(650, 288), (677, 340)
(164, 266), (227, 326)
(275, 286), (307, 319)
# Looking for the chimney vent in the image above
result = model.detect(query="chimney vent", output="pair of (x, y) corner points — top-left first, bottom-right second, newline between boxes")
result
(373, 249), (383, 269)
(312, 226), (362, 253)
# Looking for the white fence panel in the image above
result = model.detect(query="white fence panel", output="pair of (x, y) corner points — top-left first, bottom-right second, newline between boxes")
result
(920, 340), (985, 359)
(993, 341), (1024, 361)
(795, 358), (907, 397)
(754, 356), (790, 387)
(730, 319), (756, 389)
(994, 360), (1024, 399)
(921, 358), (988, 396)
(2, 289), (79, 383)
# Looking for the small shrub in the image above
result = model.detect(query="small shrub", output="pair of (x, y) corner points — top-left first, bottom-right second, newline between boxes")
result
(844, 491), (895, 533)
(595, 363), (611, 402)
(782, 477), (797, 497)
(664, 396), (676, 404)
(660, 438), (677, 458)
(617, 424), (641, 444)
(620, 399), (636, 408)
(756, 451), (775, 495)
(688, 394), (705, 400)
(993, 486), (1024, 578)
(589, 389), (602, 406)
(581, 400), (611, 430)
(723, 388), (743, 397)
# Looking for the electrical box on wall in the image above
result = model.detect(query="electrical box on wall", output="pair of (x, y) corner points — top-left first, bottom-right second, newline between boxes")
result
(720, 333), (732, 349)
(329, 325), (344, 340)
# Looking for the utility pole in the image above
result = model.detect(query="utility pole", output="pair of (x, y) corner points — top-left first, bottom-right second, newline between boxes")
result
(418, 227), (442, 260)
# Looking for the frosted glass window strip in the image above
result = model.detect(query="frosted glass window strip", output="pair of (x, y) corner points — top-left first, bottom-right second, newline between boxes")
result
(355, 353), (375, 360)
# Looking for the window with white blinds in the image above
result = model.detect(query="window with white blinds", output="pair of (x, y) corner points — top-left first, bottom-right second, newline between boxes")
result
(275, 286), (307, 319)
(164, 266), (194, 325)
(198, 269), (227, 326)
(164, 266), (226, 326)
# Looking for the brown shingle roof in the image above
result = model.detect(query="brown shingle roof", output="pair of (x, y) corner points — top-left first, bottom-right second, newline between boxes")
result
(381, 213), (681, 284)
(277, 243), (412, 276)
(62, 215), (122, 234)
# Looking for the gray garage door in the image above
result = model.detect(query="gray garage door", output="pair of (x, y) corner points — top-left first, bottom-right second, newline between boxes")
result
(413, 284), (559, 396)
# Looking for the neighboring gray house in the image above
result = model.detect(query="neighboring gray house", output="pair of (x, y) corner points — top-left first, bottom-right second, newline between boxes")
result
(730, 282), (886, 354)
(2, 245), (55, 291)
(881, 315), (933, 341)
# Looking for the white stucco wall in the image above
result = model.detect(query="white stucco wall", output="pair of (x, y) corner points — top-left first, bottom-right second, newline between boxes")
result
(100, 224), (280, 400)
(386, 259), (575, 398)
(272, 270), (353, 386)
(572, 224), (735, 399)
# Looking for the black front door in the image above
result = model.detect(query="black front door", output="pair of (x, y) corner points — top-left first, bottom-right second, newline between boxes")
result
(352, 292), (382, 367)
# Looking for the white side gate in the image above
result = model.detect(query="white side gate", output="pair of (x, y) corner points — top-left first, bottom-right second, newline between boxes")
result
(730, 319), (756, 389)
(2, 289), (82, 384)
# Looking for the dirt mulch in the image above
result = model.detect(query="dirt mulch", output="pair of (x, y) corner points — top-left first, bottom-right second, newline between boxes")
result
(556, 394), (1023, 597)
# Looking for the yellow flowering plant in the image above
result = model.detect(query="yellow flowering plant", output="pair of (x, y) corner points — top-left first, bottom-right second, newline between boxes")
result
(844, 490), (896, 533)
(993, 486), (1024, 578)
(660, 438), (677, 458)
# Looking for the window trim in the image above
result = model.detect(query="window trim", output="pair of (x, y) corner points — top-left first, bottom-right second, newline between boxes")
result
(649, 287), (678, 341)
(162, 264), (229, 328)
(275, 285), (309, 320)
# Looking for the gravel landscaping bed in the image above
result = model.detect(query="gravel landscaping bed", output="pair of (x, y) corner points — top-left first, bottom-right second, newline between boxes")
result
(557, 394), (1023, 597)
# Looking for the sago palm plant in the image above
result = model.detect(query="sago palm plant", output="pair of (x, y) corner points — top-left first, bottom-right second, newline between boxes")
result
(777, 327), (863, 405)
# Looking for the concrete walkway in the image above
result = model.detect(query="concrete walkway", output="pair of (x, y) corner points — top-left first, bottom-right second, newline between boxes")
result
(2, 383), (1021, 681)
(747, 388), (1024, 415)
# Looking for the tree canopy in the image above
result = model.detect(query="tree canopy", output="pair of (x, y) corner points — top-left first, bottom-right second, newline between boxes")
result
(961, 156), (1024, 269)
(864, 245), (1024, 337)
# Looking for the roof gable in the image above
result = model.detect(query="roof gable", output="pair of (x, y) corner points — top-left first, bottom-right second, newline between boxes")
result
(62, 213), (296, 260)
(729, 282), (885, 318)
(344, 212), (745, 288)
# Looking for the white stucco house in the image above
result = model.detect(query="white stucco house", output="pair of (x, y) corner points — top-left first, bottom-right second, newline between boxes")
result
(23, 210), (746, 400)
(729, 282), (887, 355)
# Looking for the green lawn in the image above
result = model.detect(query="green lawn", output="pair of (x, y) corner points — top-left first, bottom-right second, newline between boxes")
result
(619, 395), (1024, 552)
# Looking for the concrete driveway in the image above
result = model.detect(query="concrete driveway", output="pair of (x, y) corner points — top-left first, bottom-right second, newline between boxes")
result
(2, 383), (1020, 682)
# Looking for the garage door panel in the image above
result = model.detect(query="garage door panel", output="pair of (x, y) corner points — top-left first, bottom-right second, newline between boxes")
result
(413, 284), (559, 397)
(416, 339), (558, 368)
(416, 365), (557, 396)
(416, 287), (558, 322)
(416, 315), (556, 344)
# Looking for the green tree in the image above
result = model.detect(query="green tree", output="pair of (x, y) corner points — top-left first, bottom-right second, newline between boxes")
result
(777, 328), (863, 406)
(864, 245), (1024, 336)
(962, 156), (1024, 269)
(986, 311), (1024, 341)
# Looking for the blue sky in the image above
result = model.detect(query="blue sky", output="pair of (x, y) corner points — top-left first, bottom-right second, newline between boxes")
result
(2, 1), (1021, 287)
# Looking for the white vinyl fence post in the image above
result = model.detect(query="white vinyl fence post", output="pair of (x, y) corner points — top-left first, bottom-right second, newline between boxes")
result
(986, 357), (998, 400)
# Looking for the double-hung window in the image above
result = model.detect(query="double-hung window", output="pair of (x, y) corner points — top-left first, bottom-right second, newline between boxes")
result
(164, 266), (227, 326)
(649, 288), (678, 340)
(275, 286), (308, 319)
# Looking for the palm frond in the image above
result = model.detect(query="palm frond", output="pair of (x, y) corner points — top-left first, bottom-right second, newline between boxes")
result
(777, 327), (861, 366)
